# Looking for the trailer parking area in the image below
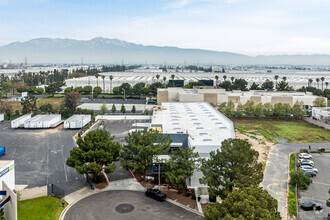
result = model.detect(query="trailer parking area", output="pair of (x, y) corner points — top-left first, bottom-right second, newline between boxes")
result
(0, 121), (86, 194)
(299, 153), (330, 220)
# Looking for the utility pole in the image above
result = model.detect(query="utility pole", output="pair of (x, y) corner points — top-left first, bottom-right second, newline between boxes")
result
(158, 163), (160, 189)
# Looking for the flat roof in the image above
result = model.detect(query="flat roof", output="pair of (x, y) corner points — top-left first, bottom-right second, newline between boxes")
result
(0, 160), (13, 168)
(151, 102), (235, 149)
(65, 114), (90, 122)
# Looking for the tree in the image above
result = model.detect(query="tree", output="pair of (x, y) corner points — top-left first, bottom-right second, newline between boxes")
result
(164, 147), (199, 191)
(132, 82), (146, 98)
(308, 78), (313, 87)
(218, 103), (227, 115)
(2, 81), (12, 97)
(235, 103), (245, 117)
(231, 78), (248, 91)
(283, 103), (292, 117)
(149, 82), (164, 96)
(131, 105), (136, 113)
(273, 103), (286, 118)
(321, 77), (325, 90)
(292, 100), (305, 119)
(64, 91), (81, 114)
(218, 81), (231, 91)
(290, 170), (312, 190)
(230, 76), (234, 83)
(250, 82), (260, 90)
(243, 100), (255, 117)
(204, 187), (281, 220)
(111, 104), (116, 113)
(223, 75), (227, 81)
(73, 86), (82, 93)
(93, 86), (102, 98)
(200, 138), (263, 199)
(316, 78), (320, 89)
(254, 103), (264, 118)
(120, 104), (126, 114)
(95, 73), (99, 87)
(261, 80), (274, 91)
(325, 82), (329, 89)
(274, 75), (279, 86)
(171, 74), (175, 80)
(66, 130), (121, 181)
(100, 102), (108, 115)
(109, 75), (113, 93)
(102, 75), (105, 92)
(0, 101), (13, 120)
(313, 97), (326, 107)
(119, 83), (132, 99)
(45, 81), (65, 97)
(39, 103), (53, 114)
(163, 76), (167, 87)
(82, 86), (92, 95)
(121, 129), (171, 176)
(276, 80), (289, 91)
(156, 74), (160, 82)
(263, 103), (274, 117)
(224, 100), (235, 117)
(35, 87), (44, 94)
(215, 75), (219, 86)
(21, 94), (37, 114)
(64, 87), (72, 93)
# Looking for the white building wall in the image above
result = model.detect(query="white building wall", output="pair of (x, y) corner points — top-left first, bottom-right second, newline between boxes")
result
(217, 94), (228, 104)
(0, 161), (15, 191)
(179, 93), (204, 102)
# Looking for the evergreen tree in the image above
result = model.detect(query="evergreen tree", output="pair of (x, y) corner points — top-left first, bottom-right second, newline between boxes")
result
(111, 104), (116, 113)
(121, 129), (171, 176)
(292, 101), (305, 119)
(100, 102), (108, 115)
(66, 130), (121, 180)
(164, 147), (199, 191)
(235, 103), (245, 117)
(254, 103), (264, 118)
(121, 104), (126, 114)
(131, 105), (136, 113)
(200, 138), (263, 199)
(204, 187), (281, 220)
(243, 100), (255, 117)
(263, 103), (274, 117)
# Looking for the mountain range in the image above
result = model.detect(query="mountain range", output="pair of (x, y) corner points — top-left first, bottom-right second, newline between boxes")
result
(0, 37), (330, 65)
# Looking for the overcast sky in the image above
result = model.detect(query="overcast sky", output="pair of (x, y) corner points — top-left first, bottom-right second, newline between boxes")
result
(1, 0), (330, 56)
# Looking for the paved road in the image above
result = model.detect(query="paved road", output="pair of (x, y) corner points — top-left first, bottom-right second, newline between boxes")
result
(261, 143), (330, 220)
(0, 121), (86, 194)
(64, 190), (203, 220)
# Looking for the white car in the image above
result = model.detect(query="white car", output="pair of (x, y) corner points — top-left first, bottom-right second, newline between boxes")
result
(299, 153), (313, 159)
(298, 160), (314, 167)
(300, 166), (318, 173)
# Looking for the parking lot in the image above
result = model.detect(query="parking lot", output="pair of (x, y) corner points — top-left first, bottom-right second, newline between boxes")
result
(299, 153), (330, 220)
(0, 121), (86, 194)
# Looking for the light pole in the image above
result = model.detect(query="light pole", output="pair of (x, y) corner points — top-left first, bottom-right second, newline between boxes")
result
(158, 163), (160, 189)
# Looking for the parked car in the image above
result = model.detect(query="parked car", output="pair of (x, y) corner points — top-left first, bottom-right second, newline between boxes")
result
(300, 201), (323, 210)
(299, 153), (313, 159)
(145, 189), (166, 201)
(304, 170), (316, 177)
(147, 100), (156, 104)
(300, 166), (318, 173)
(298, 159), (314, 166)
(299, 160), (314, 167)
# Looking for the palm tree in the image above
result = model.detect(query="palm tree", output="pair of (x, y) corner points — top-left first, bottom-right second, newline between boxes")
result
(316, 78), (320, 89)
(325, 82), (329, 89)
(282, 76), (287, 82)
(109, 75), (113, 93)
(308, 78), (313, 87)
(215, 75), (219, 87)
(156, 74), (160, 82)
(163, 76), (167, 87)
(230, 76), (234, 83)
(171, 74), (175, 80)
(223, 75), (227, 81)
(320, 77), (325, 90)
(95, 73), (99, 87)
(274, 75), (279, 86)
(102, 75), (105, 92)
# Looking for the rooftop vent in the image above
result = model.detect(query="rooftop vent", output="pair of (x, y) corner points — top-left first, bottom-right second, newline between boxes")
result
(193, 122), (201, 125)
(203, 138), (213, 142)
(196, 127), (204, 129)
(199, 132), (208, 135)
(172, 123), (180, 125)
(211, 118), (219, 121)
(215, 122), (223, 124)
(174, 127), (181, 130)
(191, 118), (198, 121)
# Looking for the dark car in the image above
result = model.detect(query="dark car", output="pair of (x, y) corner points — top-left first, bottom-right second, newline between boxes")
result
(304, 171), (316, 177)
(145, 189), (166, 201)
(300, 201), (323, 210)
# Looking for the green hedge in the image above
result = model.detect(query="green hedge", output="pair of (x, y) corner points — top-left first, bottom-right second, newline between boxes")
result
(288, 152), (297, 217)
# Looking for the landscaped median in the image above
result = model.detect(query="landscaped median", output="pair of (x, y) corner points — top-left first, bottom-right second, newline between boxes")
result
(288, 152), (297, 218)
(18, 196), (67, 220)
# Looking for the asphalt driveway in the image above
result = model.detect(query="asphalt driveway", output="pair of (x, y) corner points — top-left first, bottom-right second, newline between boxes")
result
(64, 190), (203, 220)
(261, 143), (330, 220)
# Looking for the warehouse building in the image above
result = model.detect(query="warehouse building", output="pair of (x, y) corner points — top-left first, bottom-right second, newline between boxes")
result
(64, 115), (91, 129)
(312, 107), (330, 124)
(151, 102), (235, 189)
(157, 87), (327, 107)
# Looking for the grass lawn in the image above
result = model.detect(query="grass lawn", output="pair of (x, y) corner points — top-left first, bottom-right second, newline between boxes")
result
(9, 97), (64, 113)
(18, 196), (67, 220)
(234, 119), (330, 143)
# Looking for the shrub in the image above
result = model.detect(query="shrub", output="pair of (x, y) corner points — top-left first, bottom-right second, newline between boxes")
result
(290, 170), (312, 190)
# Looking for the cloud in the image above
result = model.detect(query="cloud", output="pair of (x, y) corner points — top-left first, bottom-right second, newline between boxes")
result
(164, 0), (194, 8)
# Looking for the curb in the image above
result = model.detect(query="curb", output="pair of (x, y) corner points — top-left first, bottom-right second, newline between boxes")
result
(165, 198), (204, 217)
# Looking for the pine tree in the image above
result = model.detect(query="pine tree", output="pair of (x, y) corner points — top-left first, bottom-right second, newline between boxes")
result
(111, 104), (116, 113)
(121, 104), (126, 114)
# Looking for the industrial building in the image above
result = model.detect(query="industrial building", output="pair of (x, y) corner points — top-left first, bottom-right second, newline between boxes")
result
(312, 107), (330, 124)
(150, 102), (235, 190)
(64, 115), (91, 129)
(157, 87), (327, 107)
(24, 115), (62, 129)
(0, 160), (17, 220)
